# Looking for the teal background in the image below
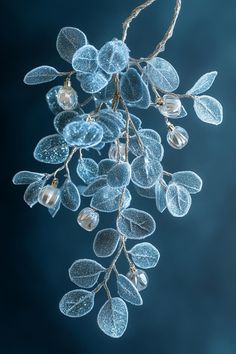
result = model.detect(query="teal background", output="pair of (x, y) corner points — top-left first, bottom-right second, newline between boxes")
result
(2, 0), (236, 353)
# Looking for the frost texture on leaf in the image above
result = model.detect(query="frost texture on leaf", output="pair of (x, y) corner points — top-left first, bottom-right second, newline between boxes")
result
(13, 171), (45, 185)
(129, 81), (151, 110)
(172, 171), (202, 194)
(48, 197), (61, 218)
(131, 156), (163, 188)
(98, 40), (129, 74)
(97, 110), (123, 143)
(72, 45), (98, 74)
(119, 110), (142, 135)
(79, 70), (111, 94)
(91, 186), (131, 212)
(97, 297), (128, 338)
(120, 68), (143, 103)
(69, 259), (105, 288)
(77, 158), (98, 184)
(63, 121), (103, 147)
(135, 184), (156, 199)
(98, 159), (116, 175)
(155, 181), (167, 213)
(117, 208), (156, 239)
(23, 179), (46, 208)
(33, 134), (69, 164)
(146, 57), (179, 92)
(166, 183), (192, 217)
(117, 274), (143, 306)
(56, 27), (88, 63)
(82, 176), (107, 197)
(24, 66), (60, 85)
(187, 71), (218, 95)
(54, 111), (83, 135)
(93, 228), (119, 258)
(94, 79), (115, 103)
(129, 129), (163, 161)
(59, 289), (94, 318)
(193, 95), (223, 125)
(107, 162), (131, 188)
(128, 242), (160, 269)
(46, 86), (63, 115)
(61, 179), (81, 211)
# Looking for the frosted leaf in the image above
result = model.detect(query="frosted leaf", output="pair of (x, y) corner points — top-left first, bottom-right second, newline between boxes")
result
(63, 121), (103, 147)
(72, 45), (98, 74)
(69, 259), (105, 288)
(24, 66), (60, 85)
(56, 27), (88, 63)
(98, 159), (116, 175)
(94, 79), (115, 102)
(117, 274), (143, 306)
(146, 57), (179, 92)
(117, 208), (156, 239)
(128, 242), (160, 269)
(54, 111), (84, 135)
(12, 171), (45, 185)
(120, 68), (143, 103)
(48, 197), (61, 218)
(33, 134), (69, 164)
(46, 86), (63, 115)
(119, 110), (142, 135)
(128, 81), (151, 110)
(97, 297), (128, 338)
(135, 185), (156, 199)
(107, 162), (131, 188)
(98, 40), (129, 74)
(170, 105), (188, 119)
(93, 228), (119, 258)
(91, 186), (131, 213)
(187, 71), (218, 95)
(59, 289), (94, 318)
(155, 181), (167, 213)
(23, 179), (46, 208)
(61, 179), (81, 211)
(193, 95), (223, 125)
(172, 171), (203, 194)
(166, 183), (192, 217)
(79, 70), (111, 94)
(97, 110), (123, 143)
(77, 158), (98, 184)
(82, 177), (107, 197)
(130, 129), (163, 161)
(131, 156), (163, 188)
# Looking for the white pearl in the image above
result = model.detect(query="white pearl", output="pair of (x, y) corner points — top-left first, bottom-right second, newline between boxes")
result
(38, 185), (61, 208)
(77, 207), (99, 231)
(57, 86), (78, 111)
(127, 268), (148, 291)
(159, 94), (182, 118)
(167, 125), (189, 150)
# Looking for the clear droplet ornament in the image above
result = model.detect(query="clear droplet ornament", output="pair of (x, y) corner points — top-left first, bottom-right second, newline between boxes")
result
(57, 79), (78, 111)
(38, 184), (61, 208)
(108, 142), (126, 162)
(77, 207), (99, 231)
(167, 125), (189, 150)
(158, 94), (181, 118)
(127, 268), (149, 291)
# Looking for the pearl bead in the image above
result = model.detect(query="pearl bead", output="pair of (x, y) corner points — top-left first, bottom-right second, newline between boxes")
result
(127, 268), (149, 291)
(159, 94), (181, 118)
(108, 142), (126, 162)
(57, 86), (78, 111)
(167, 125), (189, 150)
(38, 185), (61, 208)
(77, 207), (99, 232)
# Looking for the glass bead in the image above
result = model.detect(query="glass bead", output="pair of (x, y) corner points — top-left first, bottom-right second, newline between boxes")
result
(77, 207), (99, 232)
(126, 269), (148, 291)
(167, 126), (189, 150)
(159, 94), (182, 118)
(38, 185), (61, 208)
(57, 86), (78, 111)
(108, 142), (126, 162)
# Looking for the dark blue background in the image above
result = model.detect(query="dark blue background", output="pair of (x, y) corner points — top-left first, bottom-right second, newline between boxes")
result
(2, 0), (236, 353)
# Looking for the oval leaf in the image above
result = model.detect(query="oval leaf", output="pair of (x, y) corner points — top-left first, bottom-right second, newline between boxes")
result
(77, 158), (98, 184)
(82, 177), (107, 197)
(187, 71), (218, 95)
(107, 162), (131, 188)
(117, 208), (156, 239)
(193, 95), (223, 125)
(33, 134), (69, 164)
(79, 70), (111, 94)
(63, 121), (103, 147)
(93, 228), (120, 258)
(12, 171), (45, 185)
(59, 289), (94, 318)
(46, 86), (63, 115)
(61, 179), (81, 211)
(98, 159), (116, 175)
(131, 156), (163, 188)
(135, 184), (156, 199)
(129, 242), (160, 269)
(166, 183), (192, 217)
(97, 297), (128, 338)
(24, 66), (60, 85)
(94, 79), (115, 103)
(69, 259), (105, 288)
(117, 274), (143, 306)
(23, 179), (46, 208)
(172, 171), (203, 194)
(54, 111), (84, 135)
(56, 27), (88, 63)
(91, 186), (131, 213)
(98, 40), (129, 74)
(72, 45), (98, 74)
(97, 110), (124, 143)
(120, 68), (143, 103)
(155, 181), (167, 213)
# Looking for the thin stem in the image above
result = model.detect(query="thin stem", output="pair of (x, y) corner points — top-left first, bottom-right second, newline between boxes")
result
(122, 0), (156, 42)
(112, 74), (120, 111)
(80, 96), (93, 108)
(47, 147), (78, 179)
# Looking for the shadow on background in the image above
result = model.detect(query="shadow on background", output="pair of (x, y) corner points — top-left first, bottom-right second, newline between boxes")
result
(1, 0), (236, 353)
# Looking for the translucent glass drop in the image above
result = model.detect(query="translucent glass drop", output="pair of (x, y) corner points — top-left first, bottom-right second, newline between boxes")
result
(77, 207), (99, 232)
(126, 269), (148, 291)
(167, 126), (189, 150)
(38, 185), (61, 208)
(108, 142), (126, 162)
(159, 94), (181, 118)
(57, 85), (78, 111)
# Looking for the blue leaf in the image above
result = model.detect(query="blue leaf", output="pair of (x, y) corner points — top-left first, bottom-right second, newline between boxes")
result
(193, 95), (223, 125)
(24, 66), (60, 85)
(56, 27), (88, 63)
(94, 79), (115, 103)
(23, 179), (46, 208)
(128, 81), (151, 109)
(33, 134), (69, 164)
(93, 228), (120, 258)
(131, 156), (163, 188)
(63, 121), (103, 147)
(117, 208), (156, 239)
(79, 69), (111, 94)
(135, 184), (156, 199)
(77, 158), (99, 184)
(61, 179), (81, 211)
(166, 183), (192, 217)
(98, 159), (116, 175)
(91, 186), (131, 212)
(54, 111), (84, 135)
(69, 259), (105, 288)
(46, 86), (63, 115)
(129, 129), (162, 158)
(82, 176), (107, 197)
(97, 110), (123, 143)
(97, 297), (128, 338)
(172, 171), (203, 194)
(12, 171), (45, 185)
(155, 181), (167, 213)
(128, 242), (160, 269)
(187, 71), (218, 95)
(72, 45), (98, 74)
(107, 162), (131, 188)
(59, 289), (94, 318)
(118, 110), (142, 135)
(48, 197), (61, 218)
(117, 274), (143, 306)
(120, 68), (143, 103)
(98, 40), (129, 74)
